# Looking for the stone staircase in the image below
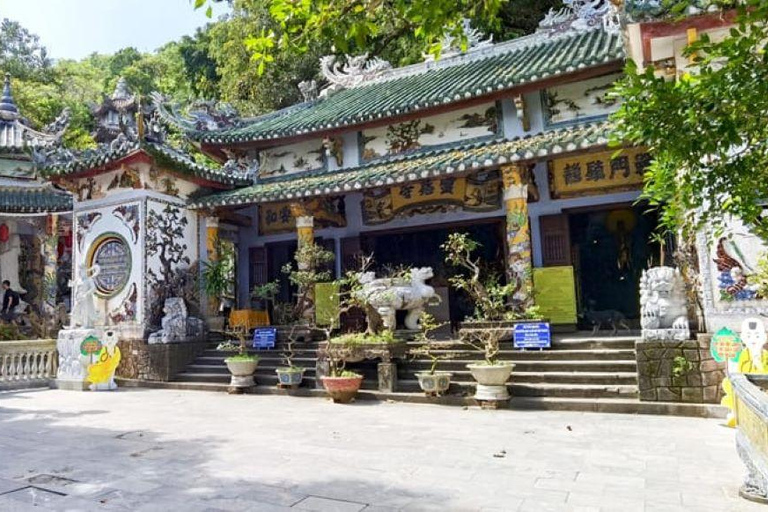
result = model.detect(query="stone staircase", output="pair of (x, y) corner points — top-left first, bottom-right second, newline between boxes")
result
(397, 335), (640, 401)
(172, 338), (321, 390)
(132, 332), (725, 417)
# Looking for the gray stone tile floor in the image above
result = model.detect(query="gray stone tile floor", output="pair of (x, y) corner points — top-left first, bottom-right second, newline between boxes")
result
(0, 388), (763, 511)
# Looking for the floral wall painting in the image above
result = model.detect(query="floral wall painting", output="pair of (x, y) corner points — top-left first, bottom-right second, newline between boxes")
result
(259, 138), (326, 178)
(543, 72), (623, 126)
(360, 102), (499, 162)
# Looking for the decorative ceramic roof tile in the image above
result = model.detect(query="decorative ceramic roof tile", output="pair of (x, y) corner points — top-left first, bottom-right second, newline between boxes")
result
(0, 185), (72, 213)
(168, 29), (623, 146)
(191, 120), (613, 209)
(36, 133), (250, 187)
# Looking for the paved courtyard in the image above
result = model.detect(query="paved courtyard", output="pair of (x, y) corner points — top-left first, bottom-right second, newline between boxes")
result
(0, 388), (762, 512)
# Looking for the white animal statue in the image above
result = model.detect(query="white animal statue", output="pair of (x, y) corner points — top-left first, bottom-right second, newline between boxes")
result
(639, 266), (690, 341)
(356, 267), (437, 331)
(70, 263), (101, 328)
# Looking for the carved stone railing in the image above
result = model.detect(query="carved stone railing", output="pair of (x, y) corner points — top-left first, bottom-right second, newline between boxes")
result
(0, 339), (57, 389)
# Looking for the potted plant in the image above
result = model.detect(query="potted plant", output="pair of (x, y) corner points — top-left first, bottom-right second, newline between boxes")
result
(220, 325), (259, 393)
(282, 241), (335, 324)
(251, 280), (280, 312)
(319, 337), (364, 403)
(275, 326), (305, 388)
(461, 327), (514, 402)
(409, 312), (464, 396)
(202, 238), (235, 331)
(442, 232), (541, 339)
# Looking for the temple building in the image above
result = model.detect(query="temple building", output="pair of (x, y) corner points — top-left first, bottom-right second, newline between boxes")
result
(0, 73), (72, 319)
(154, 3), (654, 329)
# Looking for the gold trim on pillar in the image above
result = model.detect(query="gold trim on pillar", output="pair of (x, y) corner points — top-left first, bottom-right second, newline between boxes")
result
(501, 164), (533, 314)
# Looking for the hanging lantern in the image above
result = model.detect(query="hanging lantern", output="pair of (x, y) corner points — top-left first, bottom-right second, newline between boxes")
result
(0, 224), (10, 243)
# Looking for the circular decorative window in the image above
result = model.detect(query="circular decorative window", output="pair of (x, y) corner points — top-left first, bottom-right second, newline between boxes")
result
(86, 233), (131, 297)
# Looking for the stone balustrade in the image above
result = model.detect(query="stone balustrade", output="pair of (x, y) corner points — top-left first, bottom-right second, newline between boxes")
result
(0, 339), (57, 389)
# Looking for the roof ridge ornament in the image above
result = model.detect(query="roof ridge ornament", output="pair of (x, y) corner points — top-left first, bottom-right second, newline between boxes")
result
(319, 53), (392, 97)
(424, 18), (494, 62)
(539, 0), (621, 34)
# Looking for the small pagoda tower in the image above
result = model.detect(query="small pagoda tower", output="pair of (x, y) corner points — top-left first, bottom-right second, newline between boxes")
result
(92, 77), (139, 144)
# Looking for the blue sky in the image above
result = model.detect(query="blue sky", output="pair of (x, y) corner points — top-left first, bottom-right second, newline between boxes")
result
(0, 0), (231, 60)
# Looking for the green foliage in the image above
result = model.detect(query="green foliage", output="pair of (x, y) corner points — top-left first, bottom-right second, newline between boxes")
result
(202, 238), (236, 299)
(251, 280), (280, 302)
(410, 312), (464, 374)
(671, 355), (694, 379)
(443, 232), (527, 321)
(329, 329), (396, 346)
(0, 323), (23, 341)
(282, 241), (335, 322)
(612, 1), (768, 242)
(225, 353), (260, 362)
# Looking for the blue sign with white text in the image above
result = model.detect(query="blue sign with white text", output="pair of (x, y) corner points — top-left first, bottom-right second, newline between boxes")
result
(253, 327), (277, 349)
(513, 322), (551, 349)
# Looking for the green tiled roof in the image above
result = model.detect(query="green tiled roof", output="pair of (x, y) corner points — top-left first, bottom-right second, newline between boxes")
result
(191, 121), (612, 209)
(38, 139), (250, 188)
(0, 186), (72, 213)
(192, 29), (624, 145)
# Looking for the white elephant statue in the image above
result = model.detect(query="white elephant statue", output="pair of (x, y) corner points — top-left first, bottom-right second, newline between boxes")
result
(356, 267), (438, 331)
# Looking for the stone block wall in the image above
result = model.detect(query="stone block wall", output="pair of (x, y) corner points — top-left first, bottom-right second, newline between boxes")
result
(117, 340), (208, 381)
(636, 334), (725, 403)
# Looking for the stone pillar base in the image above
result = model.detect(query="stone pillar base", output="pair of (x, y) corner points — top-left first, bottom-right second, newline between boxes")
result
(378, 362), (397, 392)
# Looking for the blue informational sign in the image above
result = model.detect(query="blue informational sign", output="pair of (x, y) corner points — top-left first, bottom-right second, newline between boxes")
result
(253, 327), (277, 349)
(513, 322), (551, 349)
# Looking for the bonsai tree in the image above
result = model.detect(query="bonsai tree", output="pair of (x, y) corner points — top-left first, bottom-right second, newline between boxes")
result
(222, 325), (256, 361)
(409, 312), (464, 375)
(442, 232), (539, 321)
(202, 238), (235, 318)
(460, 327), (508, 366)
(251, 280), (280, 311)
(282, 241), (335, 323)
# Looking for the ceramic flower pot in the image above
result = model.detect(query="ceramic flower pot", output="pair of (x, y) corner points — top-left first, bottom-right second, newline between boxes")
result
(225, 358), (259, 389)
(276, 367), (305, 388)
(415, 371), (453, 396)
(321, 375), (363, 403)
(466, 362), (514, 401)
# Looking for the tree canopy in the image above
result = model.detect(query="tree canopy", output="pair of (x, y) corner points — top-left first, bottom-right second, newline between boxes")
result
(612, 1), (768, 242)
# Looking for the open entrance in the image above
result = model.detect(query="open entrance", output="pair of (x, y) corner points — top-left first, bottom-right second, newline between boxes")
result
(565, 203), (661, 327)
(360, 218), (506, 324)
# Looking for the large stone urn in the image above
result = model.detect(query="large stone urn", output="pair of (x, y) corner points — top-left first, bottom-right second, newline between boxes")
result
(467, 363), (515, 401)
(730, 373), (768, 504)
(225, 357), (259, 391)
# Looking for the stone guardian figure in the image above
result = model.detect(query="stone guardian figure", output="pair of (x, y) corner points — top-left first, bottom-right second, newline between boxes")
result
(70, 263), (101, 328)
(639, 266), (690, 341)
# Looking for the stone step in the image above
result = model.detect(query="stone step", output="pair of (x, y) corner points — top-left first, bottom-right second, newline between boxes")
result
(194, 355), (318, 364)
(116, 379), (725, 419)
(406, 349), (638, 361)
(495, 360), (637, 373)
(549, 337), (637, 351)
(396, 379), (637, 398)
(507, 371), (638, 385)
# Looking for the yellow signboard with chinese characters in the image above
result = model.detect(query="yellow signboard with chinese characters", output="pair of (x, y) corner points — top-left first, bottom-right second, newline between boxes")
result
(548, 148), (650, 199)
(532, 266), (578, 325)
(362, 170), (501, 225)
(259, 196), (346, 235)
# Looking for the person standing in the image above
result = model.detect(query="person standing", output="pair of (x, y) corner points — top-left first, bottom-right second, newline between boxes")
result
(1, 280), (20, 323)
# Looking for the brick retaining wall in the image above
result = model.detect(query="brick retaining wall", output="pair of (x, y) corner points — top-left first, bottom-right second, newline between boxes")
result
(117, 340), (208, 381)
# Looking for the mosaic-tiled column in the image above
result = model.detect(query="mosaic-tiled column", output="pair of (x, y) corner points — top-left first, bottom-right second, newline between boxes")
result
(42, 214), (59, 313)
(205, 215), (220, 316)
(501, 164), (533, 314)
(291, 203), (315, 321)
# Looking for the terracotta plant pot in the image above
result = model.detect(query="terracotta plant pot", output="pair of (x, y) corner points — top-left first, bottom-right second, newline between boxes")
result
(276, 367), (305, 387)
(415, 371), (453, 396)
(225, 358), (259, 389)
(321, 375), (363, 403)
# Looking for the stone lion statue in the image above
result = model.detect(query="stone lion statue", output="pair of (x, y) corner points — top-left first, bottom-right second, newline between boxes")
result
(148, 298), (205, 344)
(355, 267), (438, 331)
(639, 266), (690, 341)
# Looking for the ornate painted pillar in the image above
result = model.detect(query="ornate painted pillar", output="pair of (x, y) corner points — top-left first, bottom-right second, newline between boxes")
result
(291, 203), (315, 322)
(204, 215), (220, 317)
(42, 214), (59, 313)
(501, 164), (534, 314)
